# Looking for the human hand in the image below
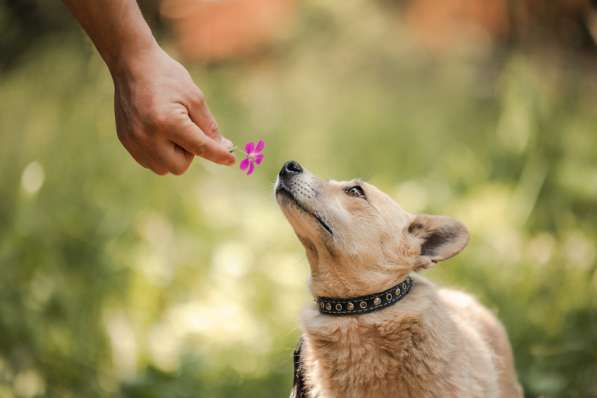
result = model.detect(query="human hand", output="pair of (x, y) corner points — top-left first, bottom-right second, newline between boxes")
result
(110, 46), (235, 175)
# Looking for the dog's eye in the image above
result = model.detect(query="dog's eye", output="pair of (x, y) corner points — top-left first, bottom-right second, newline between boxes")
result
(345, 185), (365, 198)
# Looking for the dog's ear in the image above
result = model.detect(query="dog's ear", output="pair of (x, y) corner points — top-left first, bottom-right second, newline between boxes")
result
(407, 214), (469, 270)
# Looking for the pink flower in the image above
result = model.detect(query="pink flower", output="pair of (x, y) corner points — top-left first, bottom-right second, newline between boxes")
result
(240, 139), (265, 176)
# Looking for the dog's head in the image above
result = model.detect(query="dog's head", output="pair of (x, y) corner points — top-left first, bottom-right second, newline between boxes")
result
(275, 161), (469, 296)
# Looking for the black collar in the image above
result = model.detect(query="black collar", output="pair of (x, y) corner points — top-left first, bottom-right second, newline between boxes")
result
(316, 276), (414, 316)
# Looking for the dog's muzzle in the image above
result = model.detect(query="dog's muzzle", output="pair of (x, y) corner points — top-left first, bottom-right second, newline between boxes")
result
(275, 161), (333, 235)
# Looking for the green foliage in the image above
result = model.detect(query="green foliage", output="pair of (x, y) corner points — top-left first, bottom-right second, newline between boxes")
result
(1, 2), (596, 397)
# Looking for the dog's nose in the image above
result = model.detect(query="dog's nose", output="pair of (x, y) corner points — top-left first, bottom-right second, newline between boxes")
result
(279, 160), (303, 178)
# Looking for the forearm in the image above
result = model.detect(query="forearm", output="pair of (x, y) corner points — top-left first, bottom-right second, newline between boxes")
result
(63, 0), (158, 74)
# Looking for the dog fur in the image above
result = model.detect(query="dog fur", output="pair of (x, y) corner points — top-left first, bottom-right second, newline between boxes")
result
(275, 162), (522, 398)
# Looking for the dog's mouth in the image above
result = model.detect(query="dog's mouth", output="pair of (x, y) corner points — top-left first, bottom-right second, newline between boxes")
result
(276, 186), (333, 235)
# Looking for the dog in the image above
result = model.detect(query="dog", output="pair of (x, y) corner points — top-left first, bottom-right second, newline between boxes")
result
(275, 161), (522, 398)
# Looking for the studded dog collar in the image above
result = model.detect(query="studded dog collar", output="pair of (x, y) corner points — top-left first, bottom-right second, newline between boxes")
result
(317, 276), (414, 316)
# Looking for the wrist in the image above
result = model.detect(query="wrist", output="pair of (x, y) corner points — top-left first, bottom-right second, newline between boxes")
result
(103, 34), (160, 78)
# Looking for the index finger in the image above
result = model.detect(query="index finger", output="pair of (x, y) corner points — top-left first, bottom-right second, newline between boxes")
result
(188, 92), (235, 149)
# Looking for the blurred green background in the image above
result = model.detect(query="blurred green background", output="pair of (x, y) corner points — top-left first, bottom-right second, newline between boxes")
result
(1, 1), (597, 397)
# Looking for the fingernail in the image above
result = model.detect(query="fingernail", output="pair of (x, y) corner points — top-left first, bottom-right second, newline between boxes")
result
(220, 137), (234, 150)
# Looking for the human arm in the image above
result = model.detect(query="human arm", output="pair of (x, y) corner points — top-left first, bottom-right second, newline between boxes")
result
(63, 0), (235, 174)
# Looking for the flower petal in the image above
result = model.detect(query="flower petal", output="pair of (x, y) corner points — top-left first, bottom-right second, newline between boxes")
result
(255, 139), (265, 152)
(240, 158), (250, 171)
(245, 141), (255, 154)
(246, 161), (255, 176)
(254, 153), (264, 165)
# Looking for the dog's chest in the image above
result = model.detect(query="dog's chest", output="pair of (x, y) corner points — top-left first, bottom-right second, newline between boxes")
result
(305, 316), (446, 398)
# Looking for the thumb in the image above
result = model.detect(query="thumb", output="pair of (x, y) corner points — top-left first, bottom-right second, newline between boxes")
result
(171, 116), (236, 166)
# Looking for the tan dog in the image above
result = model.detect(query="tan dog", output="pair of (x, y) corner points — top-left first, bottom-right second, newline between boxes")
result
(275, 161), (522, 398)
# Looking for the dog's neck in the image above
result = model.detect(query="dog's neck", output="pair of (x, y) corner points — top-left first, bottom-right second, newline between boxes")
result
(308, 256), (411, 299)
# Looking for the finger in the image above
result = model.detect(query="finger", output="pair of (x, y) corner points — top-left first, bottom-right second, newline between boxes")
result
(128, 141), (168, 175)
(150, 165), (168, 176)
(188, 97), (219, 139)
(142, 152), (168, 175)
(142, 139), (191, 176)
(171, 118), (236, 166)
(165, 142), (193, 175)
(118, 132), (153, 170)
(145, 153), (169, 175)
(188, 95), (234, 150)
(132, 151), (152, 170)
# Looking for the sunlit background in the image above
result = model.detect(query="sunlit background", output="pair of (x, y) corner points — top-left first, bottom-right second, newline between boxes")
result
(1, 1), (597, 397)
